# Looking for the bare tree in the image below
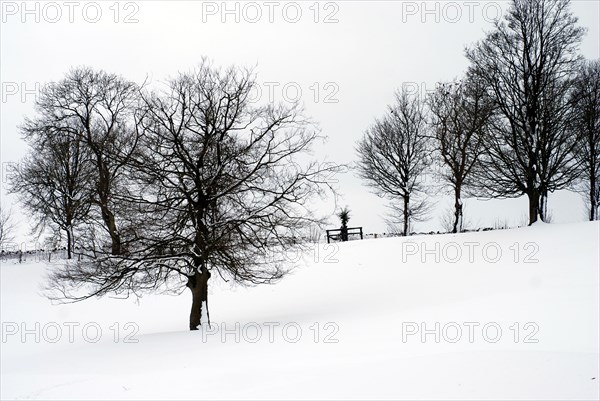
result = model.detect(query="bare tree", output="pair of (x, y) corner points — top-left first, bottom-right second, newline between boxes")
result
(356, 90), (431, 236)
(439, 202), (475, 233)
(0, 206), (15, 249)
(9, 133), (94, 259)
(428, 75), (494, 233)
(466, 0), (585, 224)
(570, 59), (600, 220)
(23, 67), (141, 255)
(47, 62), (340, 330)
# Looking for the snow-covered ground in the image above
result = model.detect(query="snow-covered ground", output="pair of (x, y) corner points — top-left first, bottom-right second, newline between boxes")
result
(1, 222), (599, 400)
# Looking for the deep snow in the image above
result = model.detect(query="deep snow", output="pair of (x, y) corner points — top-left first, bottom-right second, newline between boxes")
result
(1, 222), (599, 400)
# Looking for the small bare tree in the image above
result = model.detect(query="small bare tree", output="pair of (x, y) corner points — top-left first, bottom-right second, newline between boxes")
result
(23, 67), (142, 255)
(428, 76), (494, 233)
(356, 90), (431, 236)
(9, 133), (94, 258)
(570, 59), (600, 221)
(337, 207), (350, 241)
(0, 206), (15, 249)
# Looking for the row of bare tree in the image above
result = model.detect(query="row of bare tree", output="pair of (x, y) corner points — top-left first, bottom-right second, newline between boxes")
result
(5, 0), (598, 330)
(357, 0), (599, 236)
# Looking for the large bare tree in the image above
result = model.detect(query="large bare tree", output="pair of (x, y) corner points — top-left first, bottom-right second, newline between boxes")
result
(570, 59), (600, 220)
(466, 0), (585, 224)
(47, 62), (340, 330)
(356, 90), (431, 236)
(428, 76), (494, 233)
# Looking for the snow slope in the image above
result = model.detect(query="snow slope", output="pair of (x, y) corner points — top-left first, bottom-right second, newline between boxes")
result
(1, 222), (599, 400)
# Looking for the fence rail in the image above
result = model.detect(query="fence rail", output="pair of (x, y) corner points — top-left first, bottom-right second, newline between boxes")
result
(326, 227), (363, 243)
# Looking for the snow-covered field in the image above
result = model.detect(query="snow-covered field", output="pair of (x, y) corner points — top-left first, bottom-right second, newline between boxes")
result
(1, 222), (599, 400)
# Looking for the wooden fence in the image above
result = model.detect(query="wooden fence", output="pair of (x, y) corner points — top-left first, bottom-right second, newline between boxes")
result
(326, 227), (364, 243)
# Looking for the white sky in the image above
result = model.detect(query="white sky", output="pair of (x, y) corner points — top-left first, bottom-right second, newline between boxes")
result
(1, 1), (599, 245)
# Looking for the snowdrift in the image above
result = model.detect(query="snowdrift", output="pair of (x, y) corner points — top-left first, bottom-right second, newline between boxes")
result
(1, 222), (599, 400)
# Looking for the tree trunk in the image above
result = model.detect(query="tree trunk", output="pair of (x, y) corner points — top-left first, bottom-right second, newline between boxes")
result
(539, 190), (548, 223)
(96, 159), (121, 255)
(527, 189), (540, 225)
(402, 196), (410, 236)
(100, 204), (121, 255)
(590, 172), (597, 221)
(187, 268), (211, 331)
(452, 185), (463, 234)
(66, 226), (73, 260)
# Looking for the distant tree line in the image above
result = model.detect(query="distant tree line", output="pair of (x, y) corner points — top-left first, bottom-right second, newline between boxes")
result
(356, 0), (599, 234)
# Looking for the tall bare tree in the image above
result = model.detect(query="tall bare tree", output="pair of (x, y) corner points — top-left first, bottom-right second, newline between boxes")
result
(570, 59), (600, 220)
(466, 0), (585, 224)
(47, 62), (340, 330)
(356, 90), (431, 236)
(428, 76), (494, 233)
(23, 67), (141, 255)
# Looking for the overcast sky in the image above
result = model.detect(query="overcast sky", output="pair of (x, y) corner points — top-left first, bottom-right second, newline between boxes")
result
(1, 0), (599, 245)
